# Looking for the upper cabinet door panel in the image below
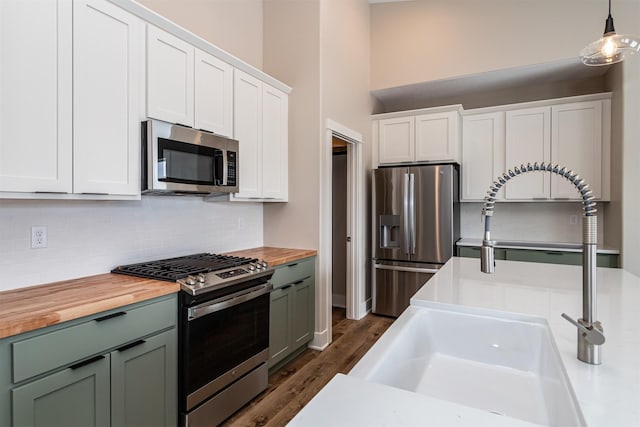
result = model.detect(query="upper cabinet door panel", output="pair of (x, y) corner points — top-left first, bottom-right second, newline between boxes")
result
(505, 107), (551, 200)
(147, 25), (194, 127)
(234, 69), (262, 198)
(378, 117), (414, 164)
(73, 0), (142, 195)
(261, 84), (288, 200)
(194, 50), (233, 137)
(415, 111), (458, 162)
(0, 0), (72, 193)
(461, 112), (505, 201)
(551, 101), (602, 200)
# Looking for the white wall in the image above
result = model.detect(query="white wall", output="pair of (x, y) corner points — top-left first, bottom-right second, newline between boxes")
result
(0, 198), (262, 291)
(137, 0), (263, 69)
(262, 0), (371, 347)
(621, 54), (640, 274)
(370, 0), (640, 90)
(262, 0), (321, 251)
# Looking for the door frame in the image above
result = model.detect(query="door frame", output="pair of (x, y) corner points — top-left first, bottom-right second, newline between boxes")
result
(313, 119), (366, 350)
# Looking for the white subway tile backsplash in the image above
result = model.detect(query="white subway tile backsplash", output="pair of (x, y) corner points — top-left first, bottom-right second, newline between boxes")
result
(460, 202), (605, 243)
(0, 198), (263, 291)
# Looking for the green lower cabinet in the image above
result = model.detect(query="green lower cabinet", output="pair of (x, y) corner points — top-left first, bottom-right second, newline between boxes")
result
(2, 295), (177, 427)
(292, 278), (314, 348)
(111, 328), (177, 427)
(457, 246), (507, 260)
(269, 257), (316, 371)
(269, 287), (293, 368)
(12, 355), (111, 427)
(457, 245), (619, 268)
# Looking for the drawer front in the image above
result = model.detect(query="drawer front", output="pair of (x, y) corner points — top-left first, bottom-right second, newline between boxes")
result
(12, 296), (176, 384)
(270, 257), (315, 289)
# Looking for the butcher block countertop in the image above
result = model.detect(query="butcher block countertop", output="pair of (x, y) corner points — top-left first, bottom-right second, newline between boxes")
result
(225, 246), (317, 267)
(0, 274), (178, 339)
(0, 247), (315, 340)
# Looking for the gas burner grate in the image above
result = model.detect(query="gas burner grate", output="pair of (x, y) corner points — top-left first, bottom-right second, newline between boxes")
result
(111, 253), (257, 282)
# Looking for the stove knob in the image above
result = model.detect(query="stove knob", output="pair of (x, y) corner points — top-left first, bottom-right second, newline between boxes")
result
(261, 261), (268, 268)
(186, 276), (196, 286)
(248, 264), (256, 271)
(196, 273), (206, 283)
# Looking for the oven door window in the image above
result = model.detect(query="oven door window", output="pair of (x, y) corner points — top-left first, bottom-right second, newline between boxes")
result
(158, 137), (219, 186)
(183, 292), (269, 395)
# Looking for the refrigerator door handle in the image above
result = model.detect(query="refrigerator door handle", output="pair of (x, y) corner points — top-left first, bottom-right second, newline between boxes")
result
(374, 263), (440, 274)
(409, 173), (416, 254)
(403, 172), (410, 254)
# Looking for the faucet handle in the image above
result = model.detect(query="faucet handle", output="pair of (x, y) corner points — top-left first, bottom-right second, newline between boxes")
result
(561, 313), (606, 345)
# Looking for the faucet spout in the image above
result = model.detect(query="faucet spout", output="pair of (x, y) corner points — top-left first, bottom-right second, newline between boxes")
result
(480, 162), (604, 365)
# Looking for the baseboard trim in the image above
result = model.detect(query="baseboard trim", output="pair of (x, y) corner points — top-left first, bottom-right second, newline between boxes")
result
(309, 328), (330, 350)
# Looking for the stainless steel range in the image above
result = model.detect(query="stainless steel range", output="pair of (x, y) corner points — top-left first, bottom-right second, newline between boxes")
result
(112, 253), (273, 426)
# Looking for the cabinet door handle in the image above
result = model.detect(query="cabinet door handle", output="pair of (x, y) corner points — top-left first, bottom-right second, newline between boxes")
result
(70, 355), (105, 370)
(117, 339), (146, 352)
(94, 311), (126, 322)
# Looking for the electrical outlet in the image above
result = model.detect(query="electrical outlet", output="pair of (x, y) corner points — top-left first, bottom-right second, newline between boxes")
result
(31, 226), (47, 249)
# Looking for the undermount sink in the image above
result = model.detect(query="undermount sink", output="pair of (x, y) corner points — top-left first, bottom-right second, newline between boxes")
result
(349, 305), (585, 426)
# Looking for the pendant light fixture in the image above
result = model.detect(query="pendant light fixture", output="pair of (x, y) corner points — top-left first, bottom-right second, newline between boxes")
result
(579, 0), (640, 66)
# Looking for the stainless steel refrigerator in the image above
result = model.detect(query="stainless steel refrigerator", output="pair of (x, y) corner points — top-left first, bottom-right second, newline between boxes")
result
(372, 163), (460, 317)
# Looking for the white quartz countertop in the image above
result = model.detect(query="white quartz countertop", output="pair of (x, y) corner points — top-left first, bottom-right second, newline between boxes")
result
(289, 257), (640, 427)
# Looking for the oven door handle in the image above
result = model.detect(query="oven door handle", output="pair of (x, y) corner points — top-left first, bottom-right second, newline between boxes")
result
(187, 283), (273, 321)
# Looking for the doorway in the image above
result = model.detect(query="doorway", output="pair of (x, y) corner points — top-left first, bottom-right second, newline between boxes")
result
(313, 119), (366, 351)
(332, 137), (348, 324)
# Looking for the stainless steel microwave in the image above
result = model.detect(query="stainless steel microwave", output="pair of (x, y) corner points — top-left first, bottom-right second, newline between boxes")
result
(141, 119), (239, 195)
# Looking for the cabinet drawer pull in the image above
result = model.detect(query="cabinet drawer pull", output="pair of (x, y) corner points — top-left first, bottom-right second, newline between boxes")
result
(287, 263), (298, 268)
(293, 280), (304, 285)
(117, 339), (146, 352)
(281, 285), (292, 290)
(70, 355), (105, 370)
(94, 311), (126, 322)
(544, 251), (565, 255)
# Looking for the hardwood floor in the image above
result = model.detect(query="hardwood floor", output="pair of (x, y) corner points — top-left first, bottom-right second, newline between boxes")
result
(222, 308), (394, 427)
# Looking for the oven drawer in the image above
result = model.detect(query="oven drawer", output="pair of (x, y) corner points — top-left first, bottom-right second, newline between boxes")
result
(12, 296), (176, 384)
(270, 257), (315, 289)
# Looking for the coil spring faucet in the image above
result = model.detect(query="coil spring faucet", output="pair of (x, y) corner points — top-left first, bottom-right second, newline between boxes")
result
(480, 162), (605, 365)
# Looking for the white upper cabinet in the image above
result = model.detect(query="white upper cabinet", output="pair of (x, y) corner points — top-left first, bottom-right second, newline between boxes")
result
(415, 111), (460, 162)
(504, 106), (551, 200)
(232, 70), (288, 202)
(233, 70), (262, 198)
(147, 26), (234, 138)
(0, 0), (72, 193)
(461, 112), (505, 201)
(194, 50), (233, 137)
(375, 106), (461, 166)
(74, 0), (143, 196)
(551, 101), (604, 200)
(147, 25), (194, 127)
(262, 84), (289, 200)
(378, 116), (414, 164)
(459, 94), (610, 202)
(0, 0), (142, 198)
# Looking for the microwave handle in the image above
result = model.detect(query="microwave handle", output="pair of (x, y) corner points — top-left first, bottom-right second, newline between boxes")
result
(222, 148), (228, 187)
